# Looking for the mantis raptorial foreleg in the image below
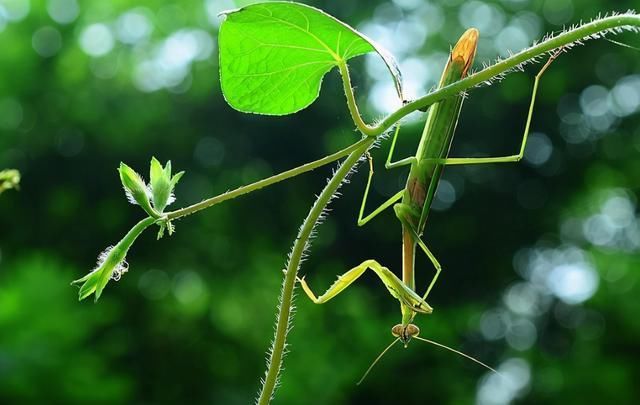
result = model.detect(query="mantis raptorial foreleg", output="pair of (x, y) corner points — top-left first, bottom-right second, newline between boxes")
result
(297, 259), (433, 314)
(393, 203), (443, 302)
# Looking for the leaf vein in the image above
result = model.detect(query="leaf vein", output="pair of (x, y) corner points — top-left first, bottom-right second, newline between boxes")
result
(228, 61), (333, 78)
(248, 10), (342, 62)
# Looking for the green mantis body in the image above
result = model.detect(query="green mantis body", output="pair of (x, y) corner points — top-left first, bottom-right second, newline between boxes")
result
(298, 28), (560, 361)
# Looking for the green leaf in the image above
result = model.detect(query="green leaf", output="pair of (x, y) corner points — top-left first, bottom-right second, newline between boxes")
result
(72, 217), (155, 302)
(149, 157), (184, 214)
(170, 171), (184, 188)
(119, 162), (158, 218)
(72, 245), (128, 302)
(219, 1), (403, 115)
(149, 157), (171, 213)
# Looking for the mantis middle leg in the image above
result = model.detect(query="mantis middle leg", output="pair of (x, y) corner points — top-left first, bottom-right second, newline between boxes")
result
(358, 123), (427, 226)
(385, 125), (418, 169)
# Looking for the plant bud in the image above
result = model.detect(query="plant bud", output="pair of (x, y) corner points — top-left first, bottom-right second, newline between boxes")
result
(72, 217), (155, 301)
(119, 163), (158, 217)
(149, 157), (184, 213)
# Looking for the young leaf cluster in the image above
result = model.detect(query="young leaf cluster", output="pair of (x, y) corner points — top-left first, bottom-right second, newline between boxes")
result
(73, 158), (183, 301)
(119, 158), (184, 218)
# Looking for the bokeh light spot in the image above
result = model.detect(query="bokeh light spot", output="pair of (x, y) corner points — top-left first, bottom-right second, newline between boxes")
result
(547, 263), (599, 304)
(0, 97), (23, 130)
(173, 271), (206, 307)
(432, 179), (456, 211)
(580, 85), (609, 118)
(506, 318), (537, 350)
(495, 25), (529, 57)
(194, 136), (225, 168)
(542, 0), (574, 25)
(1, 0), (30, 22)
(480, 309), (509, 340)
(523, 132), (552, 167)
(116, 9), (153, 45)
(609, 75), (640, 117)
(138, 269), (171, 300)
(392, 0), (422, 10)
(32, 26), (62, 58)
(477, 358), (531, 405)
(46, 0), (78, 25)
(458, 1), (505, 37)
(79, 23), (115, 57)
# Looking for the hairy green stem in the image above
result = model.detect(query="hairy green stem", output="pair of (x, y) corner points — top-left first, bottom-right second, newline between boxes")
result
(256, 136), (375, 405)
(351, 14), (640, 136)
(166, 137), (371, 220)
(338, 61), (375, 137)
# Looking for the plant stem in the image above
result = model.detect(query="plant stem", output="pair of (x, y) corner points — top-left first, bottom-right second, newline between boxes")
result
(351, 14), (640, 136)
(256, 137), (375, 405)
(166, 137), (371, 220)
(257, 58), (377, 401)
(338, 61), (376, 137)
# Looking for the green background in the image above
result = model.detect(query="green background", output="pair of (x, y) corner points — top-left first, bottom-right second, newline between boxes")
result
(1, 0), (640, 403)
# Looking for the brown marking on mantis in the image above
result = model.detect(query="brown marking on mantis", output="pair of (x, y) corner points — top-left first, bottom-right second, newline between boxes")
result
(407, 177), (426, 208)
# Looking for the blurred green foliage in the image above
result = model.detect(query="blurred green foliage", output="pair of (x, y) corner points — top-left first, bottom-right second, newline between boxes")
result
(1, 0), (640, 404)
(0, 169), (20, 194)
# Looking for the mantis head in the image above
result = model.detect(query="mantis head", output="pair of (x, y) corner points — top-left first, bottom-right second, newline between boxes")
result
(391, 323), (420, 347)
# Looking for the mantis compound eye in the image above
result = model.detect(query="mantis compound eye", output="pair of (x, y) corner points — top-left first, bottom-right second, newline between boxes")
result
(405, 324), (420, 338)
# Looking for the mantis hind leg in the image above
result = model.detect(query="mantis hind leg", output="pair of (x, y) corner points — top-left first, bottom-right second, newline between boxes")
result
(297, 259), (432, 314)
(393, 203), (443, 302)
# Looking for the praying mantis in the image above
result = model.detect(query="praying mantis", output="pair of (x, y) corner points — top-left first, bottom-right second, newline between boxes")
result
(296, 28), (561, 378)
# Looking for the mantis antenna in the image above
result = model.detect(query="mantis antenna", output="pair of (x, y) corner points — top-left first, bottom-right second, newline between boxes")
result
(413, 336), (500, 375)
(604, 37), (640, 51)
(357, 338), (400, 385)
(357, 335), (500, 386)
